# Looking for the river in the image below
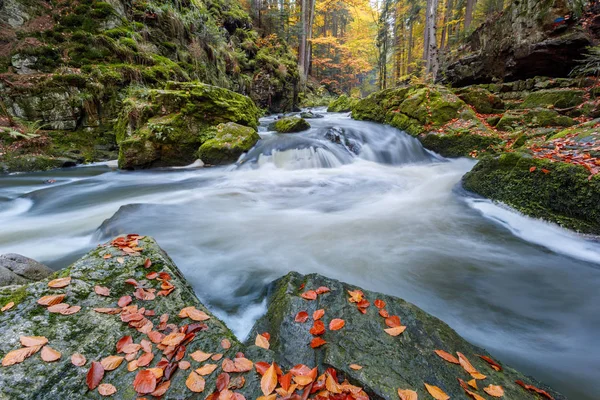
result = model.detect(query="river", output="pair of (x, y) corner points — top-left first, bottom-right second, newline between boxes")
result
(1, 110), (599, 399)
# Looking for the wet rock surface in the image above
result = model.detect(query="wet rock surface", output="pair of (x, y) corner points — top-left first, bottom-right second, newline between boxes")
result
(0, 254), (52, 287)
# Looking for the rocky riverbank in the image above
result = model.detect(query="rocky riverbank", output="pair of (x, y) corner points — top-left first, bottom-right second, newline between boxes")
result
(0, 236), (564, 399)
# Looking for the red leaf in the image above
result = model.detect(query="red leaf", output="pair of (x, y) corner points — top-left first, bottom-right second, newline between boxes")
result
(143, 259), (152, 268)
(329, 318), (345, 331)
(313, 309), (325, 320)
(116, 336), (133, 353)
(374, 299), (386, 309)
(133, 369), (157, 394)
(309, 320), (326, 335)
(315, 286), (330, 294)
(86, 361), (105, 390)
(118, 296), (132, 307)
(295, 311), (309, 323)
(301, 290), (317, 300)
(310, 337), (327, 348)
(385, 315), (401, 328)
(529, 166), (537, 172)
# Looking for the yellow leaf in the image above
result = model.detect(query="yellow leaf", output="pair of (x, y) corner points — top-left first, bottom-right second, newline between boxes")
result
(424, 383), (449, 400)
(397, 388), (418, 400)
(260, 363), (277, 396)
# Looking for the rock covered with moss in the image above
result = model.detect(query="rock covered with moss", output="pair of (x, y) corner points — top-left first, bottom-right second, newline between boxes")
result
(247, 271), (565, 399)
(327, 95), (357, 112)
(197, 122), (260, 166)
(0, 236), (273, 399)
(454, 86), (504, 114)
(116, 82), (260, 169)
(269, 116), (311, 133)
(463, 152), (600, 234)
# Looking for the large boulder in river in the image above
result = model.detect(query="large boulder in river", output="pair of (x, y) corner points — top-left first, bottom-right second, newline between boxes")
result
(0, 254), (52, 287)
(197, 122), (260, 166)
(116, 82), (260, 169)
(269, 116), (311, 133)
(0, 236), (273, 399)
(247, 271), (565, 399)
(327, 95), (357, 113)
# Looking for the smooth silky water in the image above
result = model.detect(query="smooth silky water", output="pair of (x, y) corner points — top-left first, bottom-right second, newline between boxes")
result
(1, 110), (599, 399)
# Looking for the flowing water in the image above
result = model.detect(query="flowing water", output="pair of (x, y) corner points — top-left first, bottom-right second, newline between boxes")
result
(1, 110), (599, 398)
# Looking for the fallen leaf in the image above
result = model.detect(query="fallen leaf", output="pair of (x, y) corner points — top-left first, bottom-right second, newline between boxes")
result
(379, 309), (389, 318)
(434, 350), (459, 364)
(329, 318), (345, 331)
(196, 363), (218, 376)
(295, 311), (309, 323)
(301, 290), (317, 300)
(190, 350), (212, 362)
(127, 360), (138, 372)
(151, 381), (171, 397)
(457, 352), (486, 380)
(61, 305), (81, 315)
(103, 254), (112, 259)
(315, 286), (330, 294)
(478, 354), (502, 371)
(1, 345), (42, 366)
(187, 308), (210, 321)
(137, 352), (154, 367)
(101, 355), (124, 371)
(20, 336), (48, 347)
(221, 339), (231, 349)
(161, 332), (185, 346)
(467, 379), (478, 390)
(397, 389), (418, 400)
(48, 277), (71, 288)
(385, 315), (401, 328)
(134, 369), (157, 394)
(255, 333), (270, 350)
(516, 380), (554, 400)
(41, 346), (61, 362)
(118, 296), (132, 307)
(116, 336), (133, 353)
(484, 384), (504, 397)
(211, 353), (223, 361)
(374, 299), (386, 309)
(94, 286), (110, 297)
(47, 303), (70, 313)
(186, 371), (206, 393)
(542, 168), (550, 174)
(424, 383), (449, 400)
(261, 363), (278, 396)
(71, 353), (86, 367)
(86, 361), (105, 390)
(309, 320), (325, 335)
(98, 383), (117, 396)
(37, 294), (65, 307)
(310, 337), (327, 348)
(143, 258), (152, 268)
(234, 357), (254, 372)
(313, 309), (325, 320)
(384, 326), (407, 336)
(178, 360), (191, 370)
(116, 257), (125, 264)
(529, 166), (536, 172)
(1, 301), (14, 312)
(349, 364), (362, 370)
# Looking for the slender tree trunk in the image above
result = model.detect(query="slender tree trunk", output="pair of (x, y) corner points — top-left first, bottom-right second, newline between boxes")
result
(298, 0), (307, 83)
(440, 0), (453, 50)
(305, 0), (315, 78)
(424, 0), (439, 80)
(465, 0), (476, 30)
(407, 21), (413, 73)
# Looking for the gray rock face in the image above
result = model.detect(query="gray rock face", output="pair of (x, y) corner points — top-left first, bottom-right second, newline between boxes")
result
(0, 254), (52, 287)
(11, 55), (39, 75)
(248, 272), (565, 399)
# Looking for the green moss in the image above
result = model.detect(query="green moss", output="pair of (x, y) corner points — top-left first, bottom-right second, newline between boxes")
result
(327, 95), (357, 112)
(0, 285), (29, 308)
(521, 89), (585, 109)
(420, 133), (501, 158)
(454, 86), (504, 114)
(197, 122), (260, 165)
(463, 152), (600, 233)
(269, 116), (310, 133)
(496, 108), (576, 131)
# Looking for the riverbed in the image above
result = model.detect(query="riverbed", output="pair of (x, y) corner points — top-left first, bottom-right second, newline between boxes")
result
(1, 111), (599, 398)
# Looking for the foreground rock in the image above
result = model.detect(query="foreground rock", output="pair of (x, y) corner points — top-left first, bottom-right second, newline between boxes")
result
(0, 254), (52, 287)
(197, 122), (261, 166)
(248, 271), (564, 399)
(269, 116), (311, 133)
(0, 236), (272, 399)
(0, 238), (565, 399)
(116, 82), (260, 169)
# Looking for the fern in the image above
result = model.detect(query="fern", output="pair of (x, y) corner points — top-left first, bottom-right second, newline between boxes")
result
(570, 46), (600, 77)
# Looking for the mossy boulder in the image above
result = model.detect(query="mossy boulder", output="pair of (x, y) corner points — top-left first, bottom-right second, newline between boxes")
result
(327, 95), (357, 112)
(197, 122), (260, 166)
(521, 89), (586, 109)
(454, 86), (504, 114)
(0, 236), (273, 399)
(463, 152), (600, 234)
(269, 116), (310, 133)
(116, 82), (260, 169)
(247, 271), (565, 399)
(420, 132), (501, 158)
(496, 108), (577, 131)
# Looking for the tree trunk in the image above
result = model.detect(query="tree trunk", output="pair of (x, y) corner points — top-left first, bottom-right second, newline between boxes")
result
(440, 0), (453, 50)
(424, 0), (439, 80)
(465, 0), (476, 30)
(298, 0), (307, 83)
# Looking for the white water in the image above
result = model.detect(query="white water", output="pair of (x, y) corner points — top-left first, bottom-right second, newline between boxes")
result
(1, 111), (599, 398)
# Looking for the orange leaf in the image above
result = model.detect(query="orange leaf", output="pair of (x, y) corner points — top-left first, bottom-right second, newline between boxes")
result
(137, 352), (154, 367)
(37, 294), (65, 306)
(478, 354), (502, 371)
(1, 345), (42, 366)
(61, 305), (81, 315)
(516, 380), (554, 400)
(301, 290), (317, 300)
(255, 333), (270, 349)
(98, 383), (117, 396)
(424, 383), (450, 400)
(134, 369), (157, 394)
(542, 168), (550, 174)
(349, 364), (362, 370)
(310, 337), (327, 348)
(397, 389), (418, 400)
(187, 308), (211, 321)
(313, 309), (325, 320)
(71, 353), (86, 367)
(41, 346), (61, 362)
(151, 381), (171, 397)
(434, 350), (459, 364)
(484, 384), (504, 397)
(86, 361), (105, 390)
(190, 350), (212, 362)
(101, 355), (124, 371)
(20, 336), (48, 347)
(529, 166), (537, 172)
(329, 318), (345, 331)
(196, 363), (218, 376)
(295, 311), (309, 323)
(234, 357), (254, 372)
(179, 360), (191, 370)
(261, 363), (278, 396)
(161, 332), (185, 346)
(310, 320), (325, 335)
(467, 379), (478, 390)
(379, 309), (389, 318)
(116, 336), (133, 353)
(94, 285), (110, 296)
(385, 315), (401, 328)
(374, 299), (386, 309)
(458, 352), (486, 380)
(315, 286), (330, 294)
(1, 301), (14, 312)
(143, 258), (152, 268)
(221, 338), (231, 349)
(118, 296), (132, 307)
(384, 326), (406, 336)
(279, 372), (292, 391)
(48, 277), (71, 288)
(47, 303), (69, 313)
